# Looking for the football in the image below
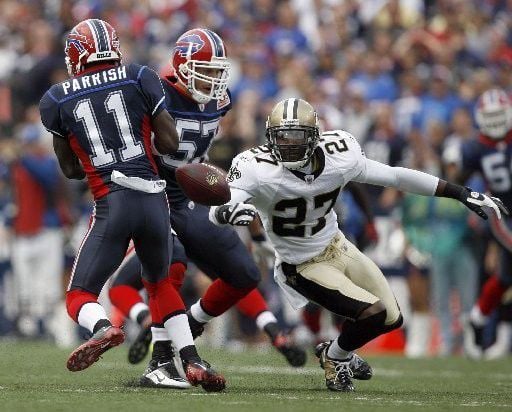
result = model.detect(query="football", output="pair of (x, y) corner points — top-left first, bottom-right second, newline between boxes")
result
(175, 163), (231, 206)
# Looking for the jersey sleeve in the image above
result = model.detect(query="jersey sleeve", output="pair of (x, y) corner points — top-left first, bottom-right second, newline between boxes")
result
(137, 66), (167, 118)
(39, 91), (66, 138)
(331, 131), (367, 182)
(226, 151), (260, 197)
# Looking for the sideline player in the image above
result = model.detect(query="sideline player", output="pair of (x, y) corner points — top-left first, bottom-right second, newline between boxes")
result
(455, 89), (512, 357)
(39, 19), (225, 391)
(209, 98), (507, 391)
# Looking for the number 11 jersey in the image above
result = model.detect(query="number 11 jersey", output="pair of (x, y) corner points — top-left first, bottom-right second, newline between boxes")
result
(39, 63), (166, 199)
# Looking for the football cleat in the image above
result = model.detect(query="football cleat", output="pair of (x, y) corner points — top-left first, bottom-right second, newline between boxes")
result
(272, 333), (307, 367)
(140, 359), (191, 389)
(187, 311), (205, 339)
(318, 344), (355, 392)
(67, 326), (125, 372)
(463, 320), (484, 359)
(128, 325), (152, 364)
(184, 360), (226, 392)
(315, 341), (372, 380)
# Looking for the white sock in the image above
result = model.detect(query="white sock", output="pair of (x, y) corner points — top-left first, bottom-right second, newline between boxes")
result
(129, 302), (149, 323)
(163, 313), (195, 352)
(77, 302), (109, 334)
(470, 305), (488, 327)
(151, 326), (168, 345)
(255, 311), (278, 331)
(327, 339), (352, 360)
(190, 300), (214, 323)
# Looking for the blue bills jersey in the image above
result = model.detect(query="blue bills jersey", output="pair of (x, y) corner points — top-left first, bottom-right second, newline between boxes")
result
(461, 134), (512, 210)
(156, 79), (232, 204)
(39, 64), (166, 199)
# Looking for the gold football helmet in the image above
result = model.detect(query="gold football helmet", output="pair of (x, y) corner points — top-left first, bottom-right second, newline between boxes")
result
(265, 98), (320, 169)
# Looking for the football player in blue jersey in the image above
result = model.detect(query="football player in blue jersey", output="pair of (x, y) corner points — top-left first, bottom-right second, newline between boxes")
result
(39, 19), (225, 392)
(458, 89), (512, 358)
(108, 28), (306, 387)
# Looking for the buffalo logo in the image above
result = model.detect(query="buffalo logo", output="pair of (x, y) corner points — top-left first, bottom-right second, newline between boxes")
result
(175, 34), (204, 57)
(206, 172), (219, 186)
(227, 166), (241, 183)
(66, 37), (87, 55)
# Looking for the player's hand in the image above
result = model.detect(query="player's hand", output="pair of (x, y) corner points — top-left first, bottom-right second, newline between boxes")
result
(460, 188), (509, 220)
(210, 203), (257, 226)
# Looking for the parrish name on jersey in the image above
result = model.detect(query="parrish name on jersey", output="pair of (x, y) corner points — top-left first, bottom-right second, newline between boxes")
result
(61, 66), (128, 95)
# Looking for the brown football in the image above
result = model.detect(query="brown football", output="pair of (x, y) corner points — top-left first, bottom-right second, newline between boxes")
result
(175, 163), (231, 206)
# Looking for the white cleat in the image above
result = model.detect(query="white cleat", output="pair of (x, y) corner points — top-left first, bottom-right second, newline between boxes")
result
(140, 359), (192, 389)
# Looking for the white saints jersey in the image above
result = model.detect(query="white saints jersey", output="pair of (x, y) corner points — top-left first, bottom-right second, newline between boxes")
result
(227, 130), (367, 265)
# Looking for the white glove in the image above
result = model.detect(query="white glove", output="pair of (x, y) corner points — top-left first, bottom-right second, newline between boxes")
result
(462, 188), (509, 220)
(209, 203), (257, 226)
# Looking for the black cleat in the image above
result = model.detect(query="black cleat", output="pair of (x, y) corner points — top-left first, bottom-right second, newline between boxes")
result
(272, 333), (307, 367)
(184, 359), (226, 392)
(187, 311), (205, 339)
(128, 325), (152, 364)
(140, 358), (191, 389)
(315, 341), (372, 380)
(318, 343), (355, 392)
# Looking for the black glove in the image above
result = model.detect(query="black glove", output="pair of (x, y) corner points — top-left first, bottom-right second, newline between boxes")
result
(459, 187), (509, 220)
(210, 203), (257, 226)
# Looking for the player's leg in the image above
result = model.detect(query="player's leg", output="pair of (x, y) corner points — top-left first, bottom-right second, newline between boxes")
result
(66, 194), (133, 371)
(170, 204), (259, 328)
(134, 193), (224, 392)
(172, 203), (306, 365)
(467, 217), (512, 354)
(235, 289), (306, 367)
(281, 234), (402, 391)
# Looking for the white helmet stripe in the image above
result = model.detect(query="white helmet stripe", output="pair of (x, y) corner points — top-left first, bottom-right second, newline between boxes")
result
(85, 20), (100, 52)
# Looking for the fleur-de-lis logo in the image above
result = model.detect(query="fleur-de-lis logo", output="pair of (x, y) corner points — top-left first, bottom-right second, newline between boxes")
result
(227, 166), (241, 183)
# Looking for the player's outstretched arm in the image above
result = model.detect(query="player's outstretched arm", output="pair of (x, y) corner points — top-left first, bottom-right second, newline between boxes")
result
(354, 157), (508, 220)
(209, 187), (256, 226)
(53, 135), (85, 180)
(152, 110), (179, 155)
(435, 181), (509, 220)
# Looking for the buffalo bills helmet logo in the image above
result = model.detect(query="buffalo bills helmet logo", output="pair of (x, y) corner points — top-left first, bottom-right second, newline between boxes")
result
(175, 34), (205, 58)
(66, 37), (86, 54)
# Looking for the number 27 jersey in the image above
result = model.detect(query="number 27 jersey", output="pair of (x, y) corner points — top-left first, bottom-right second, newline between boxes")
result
(228, 130), (366, 265)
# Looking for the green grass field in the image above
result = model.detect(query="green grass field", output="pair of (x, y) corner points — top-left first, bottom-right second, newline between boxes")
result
(1, 341), (512, 412)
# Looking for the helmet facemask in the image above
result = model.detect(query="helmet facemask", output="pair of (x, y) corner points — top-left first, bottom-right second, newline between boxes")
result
(475, 89), (512, 140)
(266, 99), (320, 170)
(267, 125), (319, 170)
(475, 107), (512, 140)
(179, 58), (230, 104)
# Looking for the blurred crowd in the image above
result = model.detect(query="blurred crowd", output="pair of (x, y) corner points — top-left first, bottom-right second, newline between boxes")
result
(1, 0), (512, 358)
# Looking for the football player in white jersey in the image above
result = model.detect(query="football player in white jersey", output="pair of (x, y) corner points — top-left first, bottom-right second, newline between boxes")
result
(208, 98), (508, 392)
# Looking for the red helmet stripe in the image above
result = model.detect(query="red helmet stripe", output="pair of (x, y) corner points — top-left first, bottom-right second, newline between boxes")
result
(198, 28), (217, 58)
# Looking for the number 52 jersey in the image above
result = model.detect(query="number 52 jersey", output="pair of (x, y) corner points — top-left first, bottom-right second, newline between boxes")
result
(228, 130), (367, 265)
(39, 63), (166, 199)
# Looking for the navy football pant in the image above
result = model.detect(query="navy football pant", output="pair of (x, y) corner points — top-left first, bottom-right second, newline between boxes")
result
(69, 189), (170, 295)
(169, 201), (260, 288)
